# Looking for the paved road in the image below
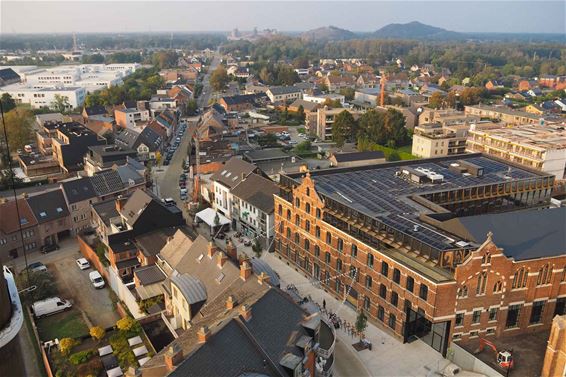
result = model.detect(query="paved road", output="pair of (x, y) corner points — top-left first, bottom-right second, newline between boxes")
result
(198, 52), (221, 108)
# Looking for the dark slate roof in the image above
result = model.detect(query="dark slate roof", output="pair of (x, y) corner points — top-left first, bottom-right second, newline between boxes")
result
(115, 128), (140, 150)
(453, 207), (566, 261)
(244, 149), (291, 163)
(61, 177), (97, 204)
(135, 227), (178, 257)
(134, 265), (166, 285)
(92, 198), (120, 226)
(90, 169), (125, 196)
(137, 126), (162, 152)
(210, 157), (257, 189)
(0, 68), (20, 82)
(121, 189), (154, 225)
(26, 189), (69, 224)
(84, 105), (107, 116)
(230, 174), (279, 214)
(333, 151), (385, 163)
(115, 165), (144, 186)
(268, 86), (301, 95)
(221, 94), (258, 106)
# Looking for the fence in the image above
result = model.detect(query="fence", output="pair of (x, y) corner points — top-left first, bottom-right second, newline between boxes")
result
(447, 342), (503, 377)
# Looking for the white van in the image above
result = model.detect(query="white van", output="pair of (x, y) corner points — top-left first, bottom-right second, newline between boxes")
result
(32, 297), (72, 318)
(89, 271), (105, 289)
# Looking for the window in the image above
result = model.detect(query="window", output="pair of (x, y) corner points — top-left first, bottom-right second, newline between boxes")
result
(388, 314), (396, 330)
(470, 331), (478, 338)
(457, 286), (468, 298)
(419, 284), (428, 301)
(493, 281), (502, 293)
(537, 264), (551, 286)
(351, 244), (358, 258)
(364, 296), (371, 310)
(305, 203), (311, 214)
(393, 268), (401, 284)
(489, 307), (498, 321)
(337, 238), (343, 253)
(530, 301), (545, 324)
(476, 271), (487, 295)
(316, 208), (321, 219)
(286, 209), (291, 220)
(391, 292), (398, 307)
(561, 266), (566, 282)
(512, 267), (527, 289)
(326, 232), (332, 245)
(295, 198), (300, 207)
(304, 239), (310, 251)
(336, 259), (342, 272)
(481, 253), (491, 265)
(315, 226), (321, 238)
(286, 228), (291, 238)
(278, 204), (282, 215)
(279, 222), (284, 233)
(305, 220), (310, 232)
(378, 306), (384, 321)
(295, 214), (301, 226)
(506, 304), (522, 328)
(294, 233), (300, 244)
(381, 261), (389, 277)
(350, 266), (358, 281)
(555, 298), (566, 316)
(325, 252), (331, 264)
(367, 254), (374, 268)
(306, 187), (310, 196)
(314, 245), (320, 257)
(406, 276), (414, 293)
(455, 313), (464, 327)
(365, 275), (372, 288)
(335, 279), (341, 293)
(472, 310), (481, 324)
(379, 284), (387, 299)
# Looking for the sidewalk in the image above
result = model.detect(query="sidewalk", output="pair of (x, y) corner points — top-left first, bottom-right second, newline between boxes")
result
(262, 252), (453, 377)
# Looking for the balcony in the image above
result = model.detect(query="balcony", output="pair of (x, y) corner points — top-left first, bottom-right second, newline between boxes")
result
(317, 318), (336, 359)
(319, 353), (334, 377)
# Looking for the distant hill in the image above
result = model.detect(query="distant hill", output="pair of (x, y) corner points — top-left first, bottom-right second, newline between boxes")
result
(372, 21), (461, 40)
(300, 26), (356, 41)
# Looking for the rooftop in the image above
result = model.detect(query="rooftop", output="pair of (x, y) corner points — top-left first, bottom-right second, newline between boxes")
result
(468, 124), (566, 151)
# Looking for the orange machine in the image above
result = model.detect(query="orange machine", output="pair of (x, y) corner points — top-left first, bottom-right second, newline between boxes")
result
(475, 338), (514, 369)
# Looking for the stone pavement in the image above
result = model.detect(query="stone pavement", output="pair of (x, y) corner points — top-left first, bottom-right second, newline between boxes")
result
(261, 252), (454, 377)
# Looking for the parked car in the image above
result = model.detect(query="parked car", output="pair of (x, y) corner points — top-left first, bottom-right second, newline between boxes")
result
(40, 243), (59, 254)
(76, 258), (91, 270)
(32, 297), (72, 318)
(89, 271), (105, 289)
(23, 262), (47, 274)
(163, 198), (176, 206)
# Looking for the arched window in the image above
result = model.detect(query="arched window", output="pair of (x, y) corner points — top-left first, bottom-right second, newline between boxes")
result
(326, 232), (332, 245)
(314, 245), (320, 257)
(365, 275), (372, 288)
(512, 267), (527, 289)
(316, 208), (321, 219)
(304, 239), (310, 251)
(305, 220), (311, 232)
(286, 228), (291, 239)
(295, 198), (300, 207)
(286, 209), (291, 220)
(493, 280), (502, 293)
(364, 296), (371, 310)
(294, 233), (300, 244)
(457, 286), (468, 298)
(306, 187), (310, 196)
(476, 271), (487, 295)
(305, 203), (311, 214)
(295, 214), (300, 226)
(336, 259), (343, 272)
(337, 238), (344, 252)
(278, 222), (283, 233)
(278, 204), (282, 215)
(537, 264), (551, 286)
(315, 226), (321, 238)
(482, 253), (491, 265)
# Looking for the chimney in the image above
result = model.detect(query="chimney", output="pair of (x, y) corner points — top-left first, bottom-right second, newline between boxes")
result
(240, 261), (252, 281)
(217, 251), (228, 268)
(115, 196), (126, 213)
(164, 343), (184, 371)
(226, 239), (237, 261)
(240, 304), (252, 321)
(226, 295), (235, 310)
(197, 325), (210, 343)
(207, 241), (216, 258)
(257, 272), (270, 285)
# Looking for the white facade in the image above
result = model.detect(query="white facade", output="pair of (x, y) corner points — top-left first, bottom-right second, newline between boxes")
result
(212, 181), (233, 219)
(232, 197), (274, 246)
(303, 93), (345, 105)
(1, 85), (86, 110)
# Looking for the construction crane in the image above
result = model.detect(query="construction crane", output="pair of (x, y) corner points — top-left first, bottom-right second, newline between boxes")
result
(474, 338), (514, 369)
(380, 73), (387, 107)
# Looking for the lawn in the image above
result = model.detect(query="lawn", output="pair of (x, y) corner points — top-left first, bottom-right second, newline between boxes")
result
(37, 309), (89, 341)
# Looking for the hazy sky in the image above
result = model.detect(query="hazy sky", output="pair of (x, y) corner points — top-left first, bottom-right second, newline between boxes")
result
(1, 1), (565, 34)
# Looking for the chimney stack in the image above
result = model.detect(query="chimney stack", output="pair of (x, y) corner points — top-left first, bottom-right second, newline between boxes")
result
(207, 241), (216, 258)
(226, 295), (235, 310)
(240, 261), (252, 281)
(226, 239), (238, 261)
(257, 272), (270, 285)
(115, 196), (126, 213)
(217, 251), (228, 268)
(240, 304), (252, 321)
(164, 343), (184, 371)
(197, 325), (210, 343)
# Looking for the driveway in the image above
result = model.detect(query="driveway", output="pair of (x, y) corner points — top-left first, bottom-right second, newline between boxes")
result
(49, 248), (119, 329)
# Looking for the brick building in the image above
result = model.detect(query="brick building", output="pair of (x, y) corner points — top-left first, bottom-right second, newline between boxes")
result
(274, 154), (566, 356)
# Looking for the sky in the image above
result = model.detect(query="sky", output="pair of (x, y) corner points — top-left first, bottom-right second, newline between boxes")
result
(1, 1), (564, 34)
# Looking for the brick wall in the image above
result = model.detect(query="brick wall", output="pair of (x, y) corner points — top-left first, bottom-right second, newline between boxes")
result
(77, 235), (109, 280)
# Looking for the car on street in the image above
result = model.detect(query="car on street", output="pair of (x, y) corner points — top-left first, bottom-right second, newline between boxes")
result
(163, 197), (177, 206)
(40, 243), (59, 253)
(76, 258), (91, 270)
(32, 297), (72, 318)
(89, 271), (105, 289)
(23, 262), (48, 274)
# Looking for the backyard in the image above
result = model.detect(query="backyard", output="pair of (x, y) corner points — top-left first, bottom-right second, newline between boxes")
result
(36, 309), (89, 342)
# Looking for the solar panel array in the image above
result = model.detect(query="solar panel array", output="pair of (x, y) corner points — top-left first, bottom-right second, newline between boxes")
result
(90, 170), (125, 196)
(312, 156), (543, 251)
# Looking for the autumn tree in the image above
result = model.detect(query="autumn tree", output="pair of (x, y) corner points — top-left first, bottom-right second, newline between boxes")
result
(0, 108), (33, 152)
(210, 66), (229, 91)
(0, 93), (16, 112)
(428, 92), (445, 109)
(89, 326), (105, 341)
(332, 110), (357, 147)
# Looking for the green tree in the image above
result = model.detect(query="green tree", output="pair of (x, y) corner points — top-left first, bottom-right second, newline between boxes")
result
(210, 66), (229, 91)
(339, 87), (355, 101)
(355, 311), (368, 341)
(51, 94), (71, 113)
(383, 109), (408, 147)
(297, 105), (305, 122)
(387, 150), (401, 162)
(0, 93), (16, 112)
(293, 140), (311, 154)
(428, 92), (445, 109)
(358, 109), (386, 145)
(332, 110), (356, 147)
(0, 108), (33, 152)
(323, 98), (342, 108)
(252, 238), (262, 258)
(186, 99), (198, 115)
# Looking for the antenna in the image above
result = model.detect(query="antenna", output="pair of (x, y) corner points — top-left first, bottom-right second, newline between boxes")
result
(72, 32), (78, 51)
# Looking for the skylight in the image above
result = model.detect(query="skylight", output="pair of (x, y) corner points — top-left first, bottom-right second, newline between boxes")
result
(56, 207), (63, 213)
(197, 254), (204, 262)
(216, 273), (225, 283)
(225, 172), (232, 177)
(39, 212), (47, 218)
(20, 218), (28, 225)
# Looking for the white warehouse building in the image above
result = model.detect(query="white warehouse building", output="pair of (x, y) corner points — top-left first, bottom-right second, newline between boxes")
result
(1, 86), (86, 110)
